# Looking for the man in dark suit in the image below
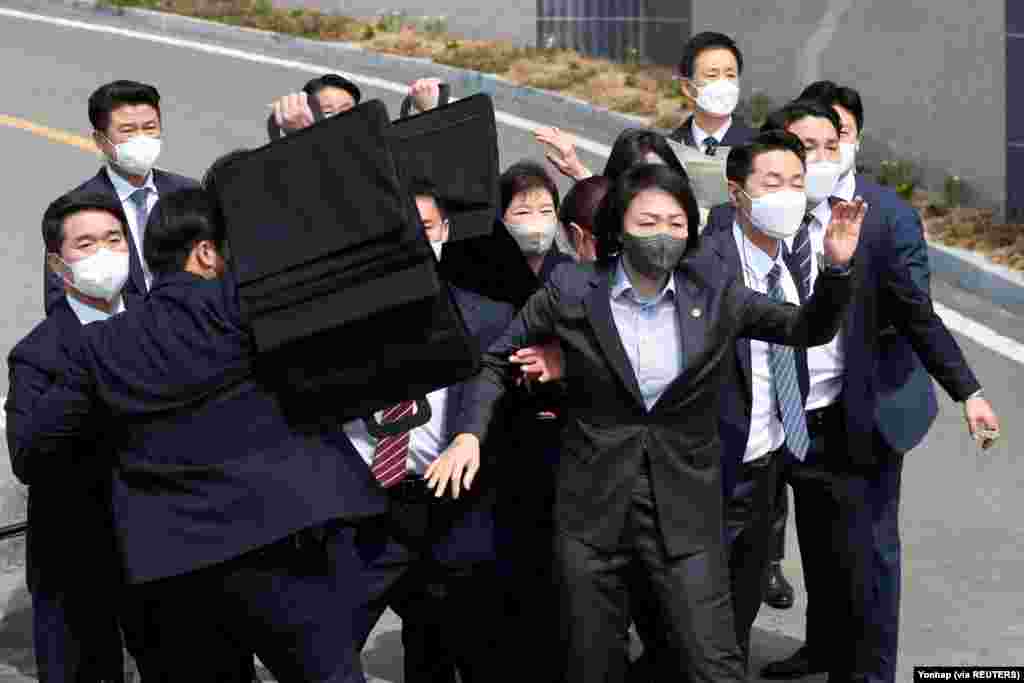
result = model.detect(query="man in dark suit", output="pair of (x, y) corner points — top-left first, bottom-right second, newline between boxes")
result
(338, 183), (514, 683)
(44, 80), (198, 314)
(429, 163), (866, 683)
(18, 188), (385, 683)
(7, 192), (137, 683)
(670, 32), (758, 153)
(756, 85), (999, 683)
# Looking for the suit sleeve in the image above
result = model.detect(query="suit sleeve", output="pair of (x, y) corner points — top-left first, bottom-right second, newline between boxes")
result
(737, 267), (854, 347)
(44, 264), (63, 316)
(454, 280), (562, 443)
(5, 350), (57, 485)
(880, 203), (980, 401)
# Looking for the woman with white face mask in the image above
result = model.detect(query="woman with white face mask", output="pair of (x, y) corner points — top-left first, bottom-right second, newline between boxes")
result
(671, 31), (758, 154)
(499, 161), (575, 283)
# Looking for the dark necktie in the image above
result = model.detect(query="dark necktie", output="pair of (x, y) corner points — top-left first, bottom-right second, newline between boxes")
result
(766, 264), (809, 461)
(371, 400), (416, 487)
(703, 136), (720, 157)
(790, 214), (814, 300)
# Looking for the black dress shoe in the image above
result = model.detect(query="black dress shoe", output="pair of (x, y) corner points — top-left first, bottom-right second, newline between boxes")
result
(760, 646), (827, 679)
(764, 561), (795, 609)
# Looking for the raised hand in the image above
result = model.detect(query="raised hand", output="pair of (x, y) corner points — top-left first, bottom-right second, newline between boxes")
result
(822, 195), (868, 267)
(535, 126), (593, 181)
(271, 92), (315, 132)
(409, 77), (443, 113)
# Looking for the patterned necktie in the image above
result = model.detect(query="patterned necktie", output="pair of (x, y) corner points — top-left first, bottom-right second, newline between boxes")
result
(766, 264), (809, 461)
(371, 400), (416, 487)
(791, 214), (814, 300)
(703, 136), (720, 157)
(129, 187), (153, 286)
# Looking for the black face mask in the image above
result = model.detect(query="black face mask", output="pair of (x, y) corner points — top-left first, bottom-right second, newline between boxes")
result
(621, 232), (687, 279)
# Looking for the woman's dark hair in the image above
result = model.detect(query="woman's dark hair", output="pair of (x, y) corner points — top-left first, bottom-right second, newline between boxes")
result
(88, 80), (161, 133)
(559, 175), (611, 248)
(594, 163), (701, 265)
(499, 160), (560, 217)
(798, 80), (865, 135)
(144, 188), (226, 276)
(302, 74), (362, 105)
(42, 191), (128, 254)
(602, 129), (687, 183)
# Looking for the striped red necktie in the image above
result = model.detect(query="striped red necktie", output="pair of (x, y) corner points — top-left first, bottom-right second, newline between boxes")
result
(371, 400), (416, 487)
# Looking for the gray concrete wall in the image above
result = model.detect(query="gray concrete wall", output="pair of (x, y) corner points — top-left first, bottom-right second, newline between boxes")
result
(280, 0), (538, 45)
(692, 0), (1007, 215)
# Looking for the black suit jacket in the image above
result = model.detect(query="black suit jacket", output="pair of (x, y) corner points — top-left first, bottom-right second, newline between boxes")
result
(44, 168), (199, 315)
(19, 271), (387, 584)
(6, 294), (138, 591)
(707, 181), (979, 464)
(669, 115), (758, 148)
(457, 256), (853, 558)
(423, 286), (515, 565)
(697, 225), (809, 499)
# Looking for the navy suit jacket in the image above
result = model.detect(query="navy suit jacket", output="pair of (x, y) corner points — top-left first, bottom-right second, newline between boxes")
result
(669, 115), (758, 148)
(44, 168), (199, 315)
(6, 293), (138, 592)
(19, 271), (387, 584)
(424, 286), (515, 565)
(697, 223), (809, 499)
(707, 177), (980, 464)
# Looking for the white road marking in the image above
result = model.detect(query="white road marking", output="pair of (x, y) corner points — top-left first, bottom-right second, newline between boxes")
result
(0, 6), (1021, 365)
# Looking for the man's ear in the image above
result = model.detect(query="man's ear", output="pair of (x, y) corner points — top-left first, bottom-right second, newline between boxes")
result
(679, 77), (699, 103)
(47, 253), (71, 284)
(569, 222), (586, 246)
(727, 181), (743, 207)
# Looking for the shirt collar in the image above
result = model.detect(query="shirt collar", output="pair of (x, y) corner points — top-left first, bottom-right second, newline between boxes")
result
(691, 117), (733, 147)
(611, 256), (676, 305)
(732, 222), (784, 283)
(809, 194), (833, 232)
(835, 171), (856, 202)
(66, 293), (123, 325)
(105, 165), (157, 202)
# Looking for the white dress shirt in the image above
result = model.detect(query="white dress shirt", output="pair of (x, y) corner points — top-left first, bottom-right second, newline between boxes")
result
(788, 196), (846, 410)
(609, 258), (683, 412)
(342, 387), (450, 475)
(692, 117), (733, 148)
(105, 166), (158, 288)
(733, 224), (801, 462)
(66, 293), (122, 324)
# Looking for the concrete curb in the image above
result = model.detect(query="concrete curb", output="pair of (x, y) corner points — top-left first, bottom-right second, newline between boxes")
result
(29, 0), (1024, 315)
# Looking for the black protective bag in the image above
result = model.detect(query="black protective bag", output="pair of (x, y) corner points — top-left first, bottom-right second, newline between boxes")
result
(213, 99), (479, 420)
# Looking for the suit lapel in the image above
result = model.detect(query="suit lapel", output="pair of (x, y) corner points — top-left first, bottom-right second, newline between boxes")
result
(717, 230), (753, 399)
(680, 116), (697, 147)
(584, 269), (645, 409)
(649, 268), (706, 412)
(443, 287), (477, 441)
(98, 168), (148, 297)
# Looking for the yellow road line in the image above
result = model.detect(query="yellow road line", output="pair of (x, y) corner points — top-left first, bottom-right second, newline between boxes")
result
(0, 114), (97, 153)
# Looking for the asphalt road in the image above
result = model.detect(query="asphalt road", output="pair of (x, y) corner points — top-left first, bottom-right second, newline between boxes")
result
(0, 3), (1021, 680)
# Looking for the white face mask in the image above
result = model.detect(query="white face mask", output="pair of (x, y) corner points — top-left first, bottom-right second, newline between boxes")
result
(804, 159), (842, 207)
(430, 239), (445, 261)
(106, 135), (162, 177)
(838, 142), (858, 178)
(695, 79), (740, 117)
(60, 247), (131, 302)
(740, 189), (807, 241)
(505, 220), (558, 255)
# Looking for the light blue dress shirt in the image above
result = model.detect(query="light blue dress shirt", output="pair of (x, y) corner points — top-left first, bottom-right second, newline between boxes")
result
(609, 258), (683, 411)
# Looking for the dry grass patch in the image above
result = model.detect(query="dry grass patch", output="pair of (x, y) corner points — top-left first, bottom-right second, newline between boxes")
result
(919, 203), (1024, 271)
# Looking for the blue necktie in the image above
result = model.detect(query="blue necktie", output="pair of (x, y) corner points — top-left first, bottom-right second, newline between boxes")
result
(766, 264), (809, 461)
(791, 214), (813, 299)
(130, 187), (152, 287)
(703, 136), (720, 157)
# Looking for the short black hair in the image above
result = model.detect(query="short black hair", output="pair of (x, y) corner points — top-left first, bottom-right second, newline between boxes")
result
(679, 31), (744, 79)
(761, 99), (842, 138)
(144, 188), (226, 276)
(42, 191), (128, 254)
(302, 74), (361, 105)
(408, 177), (447, 219)
(594, 163), (700, 264)
(500, 161), (560, 217)
(726, 130), (807, 188)
(202, 149), (250, 195)
(798, 80), (865, 135)
(88, 80), (162, 133)
(603, 129), (687, 183)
